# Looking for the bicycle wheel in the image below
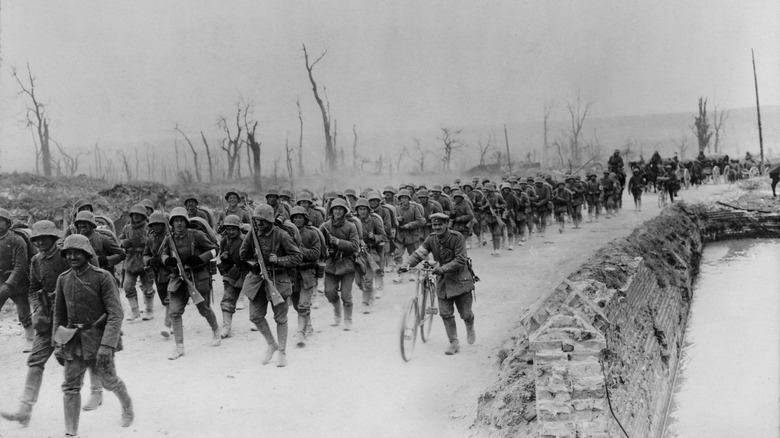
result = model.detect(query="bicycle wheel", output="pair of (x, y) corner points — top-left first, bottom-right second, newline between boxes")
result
(420, 283), (436, 343)
(400, 297), (419, 362)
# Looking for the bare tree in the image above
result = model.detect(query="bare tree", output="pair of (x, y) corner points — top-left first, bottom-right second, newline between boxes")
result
(218, 102), (247, 180)
(691, 97), (712, 154)
(117, 151), (133, 181)
(53, 140), (87, 176)
(199, 132), (214, 183)
(285, 135), (294, 192)
(302, 44), (336, 170)
(13, 63), (53, 176)
(395, 146), (407, 174)
(296, 98), (304, 175)
(352, 124), (358, 168)
(711, 104), (729, 154)
(566, 92), (590, 165)
(477, 134), (494, 165)
(242, 107), (263, 190)
(675, 132), (690, 159)
(492, 149), (504, 166)
(439, 128), (464, 171)
(174, 125), (202, 182)
(407, 139), (431, 173)
(553, 138), (566, 168)
(543, 101), (553, 167)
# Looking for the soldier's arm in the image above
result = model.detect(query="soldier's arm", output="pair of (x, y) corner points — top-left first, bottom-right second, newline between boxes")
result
(52, 276), (66, 332)
(5, 238), (28, 289)
(439, 233), (467, 274)
(98, 271), (123, 349)
(456, 203), (474, 223)
(408, 206), (424, 229)
(238, 232), (254, 262)
(406, 236), (432, 268)
(333, 222), (360, 254)
(194, 230), (218, 264)
(275, 232), (303, 267)
(102, 235), (126, 267)
(28, 259), (43, 313)
(299, 229), (321, 262)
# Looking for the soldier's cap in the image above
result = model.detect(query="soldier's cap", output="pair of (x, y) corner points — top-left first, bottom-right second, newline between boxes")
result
(366, 191), (382, 202)
(30, 220), (62, 240)
(222, 215), (242, 229)
(169, 207), (190, 225)
(0, 208), (12, 223)
(60, 234), (95, 259)
(74, 211), (98, 228)
(289, 206), (310, 223)
(329, 198), (350, 214)
(129, 204), (148, 219)
(183, 195), (199, 205)
(430, 212), (449, 222)
(280, 188), (294, 199)
(397, 189), (412, 200)
(252, 204), (275, 223)
(344, 188), (357, 198)
(296, 192), (313, 204)
(354, 198), (370, 210)
(224, 188), (241, 201)
(472, 176), (480, 182)
(382, 186), (397, 195)
(417, 189), (430, 198)
(265, 187), (280, 198)
(431, 184), (442, 192)
(140, 199), (155, 211)
(534, 177), (544, 184)
(148, 212), (167, 226)
(451, 190), (465, 198)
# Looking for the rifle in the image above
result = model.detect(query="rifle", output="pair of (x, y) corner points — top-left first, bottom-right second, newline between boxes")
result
(249, 222), (285, 306)
(164, 233), (205, 305)
(320, 226), (335, 257)
(483, 196), (505, 228)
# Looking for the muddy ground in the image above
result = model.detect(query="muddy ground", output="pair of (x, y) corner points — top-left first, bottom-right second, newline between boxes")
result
(0, 178), (776, 438)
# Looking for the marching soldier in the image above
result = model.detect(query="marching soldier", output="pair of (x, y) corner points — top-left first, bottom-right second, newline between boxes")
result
(628, 168), (646, 212)
(118, 204), (154, 322)
(217, 215), (248, 339)
(430, 185), (452, 217)
(416, 190), (443, 240)
(600, 171), (618, 218)
(1, 221), (64, 426)
(296, 192), (325, 228)
(216, 189), (252, 231)
(367, 191), (393, 290)
(461, 182), (485, 247)
(183, 195), (211, 224)
(53, 234), (134, 437)
(0, 209), (33, 353)
(353, 199), (386, 315)
(585, 172), (602, 222)
(479, 183), (507, 256)
(142, 212), (173, 339)
(290, 207), (322, 347)
(399, 213), (476, 355)
(511, 183), (532, 245)
(265, 188), (291, 223)
(449, 190), (475, 244)
(499, 183), (519, 250)
(392, 189), (424, 277)
(532, 177), (552, 238)
(319, 199), (360, 330)
(567, 176), (586, 229)
(552, 182), (572, 233)
(161, 207), (220, 360)
(240, 205), (302, 366)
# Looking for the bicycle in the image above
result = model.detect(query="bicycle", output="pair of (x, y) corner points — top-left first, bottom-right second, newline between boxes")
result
(397, 260), (439, 362)
(656, 177), (669, 209)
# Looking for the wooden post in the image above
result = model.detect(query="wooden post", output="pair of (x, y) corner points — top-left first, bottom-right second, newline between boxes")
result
(504, 124), (512, 173)
(751, 49), (764, 174)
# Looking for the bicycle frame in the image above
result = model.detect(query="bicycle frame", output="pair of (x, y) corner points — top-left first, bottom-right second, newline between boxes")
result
(399, 260), (439, 361)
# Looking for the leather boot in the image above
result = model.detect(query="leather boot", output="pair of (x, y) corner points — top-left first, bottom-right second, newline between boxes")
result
(276, 323), (288, 367)
(305, 315), (314, 337)
(331, 301), (342, 326)
(443, 318), (460, 355)
(64, 393), (80, 437)
(142, 296), (154, 320)
(255, 319), (277, 365)
(82, 369), (103, 411)
(126, 296), (140, 321)
(343, 303), (353, 331)
(161, 305), (171, 338)
(168, 343), (185, 360)
(1, 366), (44, 426)
(205, 310), (221, 347)
(23, 325), (34, 353)
(113, 381), (134, 428)
(295, 314), (307, 348)
(466, 319), (476, 345)
(220, 311), (233, 339)
(375, 276), (384, 292)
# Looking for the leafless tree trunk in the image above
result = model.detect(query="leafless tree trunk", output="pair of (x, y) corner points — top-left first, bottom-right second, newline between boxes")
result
(395, 146), (407, 174)
(302, 44), (335, 170)
(285, 135), (294, 193)
(218, 102), (247, 180)
(53, 140), (87, 176)
(117, 151), (132, 181)
(566, 92), (590, 165)
(543, 101), (553, 167)
(492, 150), (504, 166)
(273, 158), (279, 185)
(554, 139), (566, 168)
(173, 139), (181, 174)
(352, 124), (358, 168)
(439, 128), (464, 171)
(245, 119), (262, 190)
(174, 125), (202, 182)
(30, 127), (41, 175)
(297, 98), (304, 175)
(333, 119), (339, 167)
(711, 104), (728, 154)
(691, 97), (712, 154)
(675, 133), (689, 159)
(200, 132), (214, 183)
(407, 139), (431, 172)
(477, 134), (494, 165)
(13, 63), (53, 176)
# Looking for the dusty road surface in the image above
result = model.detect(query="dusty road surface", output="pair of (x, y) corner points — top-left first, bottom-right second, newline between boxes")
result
(0, 183), (749, 438)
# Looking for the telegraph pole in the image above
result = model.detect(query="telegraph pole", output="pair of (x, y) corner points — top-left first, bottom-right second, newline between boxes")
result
(751, 49), (764, 173)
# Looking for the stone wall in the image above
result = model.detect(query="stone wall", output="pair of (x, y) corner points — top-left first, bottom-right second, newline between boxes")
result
(475, 203), (780, 438)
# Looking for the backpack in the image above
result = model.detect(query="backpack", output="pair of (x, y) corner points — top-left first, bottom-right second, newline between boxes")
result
(381, 204), (398, 228)
(11, 226), (37, 264)
(306, 225), (328, 262)
(277, 219), (302, 247)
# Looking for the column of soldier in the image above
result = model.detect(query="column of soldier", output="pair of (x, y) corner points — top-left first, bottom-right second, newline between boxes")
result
(0, 170), (624, 437)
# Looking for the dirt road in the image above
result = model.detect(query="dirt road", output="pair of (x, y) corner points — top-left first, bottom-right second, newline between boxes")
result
(0, 183), (740, 438)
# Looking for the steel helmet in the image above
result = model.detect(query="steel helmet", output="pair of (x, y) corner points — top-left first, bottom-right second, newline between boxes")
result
(382, 186), (397, 195)
(344, 188), (357, 198)
(500, 182), (512, 191)
(328, 198), (350, 215)
(222, 214), (242, 229)
(461, 182), (474, 190)
(74, 211), (98, 228)
(397, 189), (412, 200)
(416, 189), (430, 198)
(265, 188), (280, 198)
(0, 208), (12, 224)
(484, 183), (497, 192)
(290, 206), (310, 223)
(148, 212), (167, 226)
(417, 183), (428, 190)
(366, 191), (382, 202)
(183, 195), (199, 205)
(354, 198), (370, 210)
(280, 188), (294, 199)
(60, 234), (94, 259)
(252, 204), (275, 223)
(140, 199), (155, 211)
(129, 204), (148, 219)
(224, 188), (241, 201)
(30, 220), (62, 240)
(296, 192), (313, 204)
(168, 207), (190, 225)
(451, 190), (465, 199)
(431, 185), (442, 192)
(74, 199), (93, 212)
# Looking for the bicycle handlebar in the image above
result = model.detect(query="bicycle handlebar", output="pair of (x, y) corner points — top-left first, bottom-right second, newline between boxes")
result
(398, 260), (438, 273)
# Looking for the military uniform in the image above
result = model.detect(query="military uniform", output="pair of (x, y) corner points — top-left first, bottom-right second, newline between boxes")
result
(142, 212), (172, 337)
(393, 190), (425, 264)
(0, 224), (32, 346)
(354, 201), (386, 313)
(118, 211), (154, 321)
(319, 200), (360, 329)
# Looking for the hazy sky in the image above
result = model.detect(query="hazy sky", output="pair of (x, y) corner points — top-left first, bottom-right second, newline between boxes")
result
(1, 0), (778, 171)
